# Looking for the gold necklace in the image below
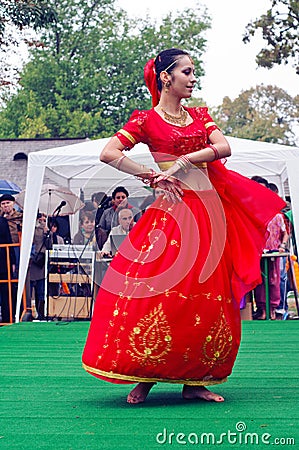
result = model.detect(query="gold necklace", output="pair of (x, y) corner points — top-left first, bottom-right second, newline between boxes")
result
(160, 106), (188, 126)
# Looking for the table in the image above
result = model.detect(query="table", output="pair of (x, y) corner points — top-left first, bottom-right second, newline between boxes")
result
(93, 257), (113, 300)
(45, 246), (95, 320)
(261, 251), (299, 320)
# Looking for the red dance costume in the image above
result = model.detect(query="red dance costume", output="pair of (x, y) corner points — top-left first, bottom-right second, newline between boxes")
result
(82, 107), (285, 386)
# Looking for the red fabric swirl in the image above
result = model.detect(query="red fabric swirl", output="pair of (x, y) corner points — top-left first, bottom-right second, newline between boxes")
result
(144, 58), (160, 107)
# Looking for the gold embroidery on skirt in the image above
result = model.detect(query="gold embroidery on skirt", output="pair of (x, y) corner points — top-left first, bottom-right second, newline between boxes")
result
(201, 308), (233, 368)
(183, 347), (191, 362)
(194, 314), (201, 326)
(127, 303), (172, 366)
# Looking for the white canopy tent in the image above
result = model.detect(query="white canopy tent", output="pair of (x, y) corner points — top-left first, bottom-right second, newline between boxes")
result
(16, 136), (299, 321)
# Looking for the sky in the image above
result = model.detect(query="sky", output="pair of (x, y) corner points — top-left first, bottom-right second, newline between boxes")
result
(117, 0), (298, 107)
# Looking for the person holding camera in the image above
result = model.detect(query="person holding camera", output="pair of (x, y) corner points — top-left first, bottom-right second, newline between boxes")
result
(30, 213), (49, 320)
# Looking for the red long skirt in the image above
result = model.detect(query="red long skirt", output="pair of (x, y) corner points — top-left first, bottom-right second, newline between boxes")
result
(83, 161), (286, 386)
(83, 188), (247, 386)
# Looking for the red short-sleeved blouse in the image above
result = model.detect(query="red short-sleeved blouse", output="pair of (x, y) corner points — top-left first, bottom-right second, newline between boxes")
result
(115, 107), (219, 162)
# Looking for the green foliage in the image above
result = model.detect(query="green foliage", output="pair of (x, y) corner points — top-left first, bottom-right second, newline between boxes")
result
(0, 1), (57, 89)
(243, 0), (299, 74)
(0, 0), (211, 138)
(212, 85), (299, 145)
(0, 0), (57, 46)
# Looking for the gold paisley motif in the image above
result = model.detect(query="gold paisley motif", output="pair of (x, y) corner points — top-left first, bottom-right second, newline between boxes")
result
(201, 308), (233, 368)
(127, 303), (172, 366)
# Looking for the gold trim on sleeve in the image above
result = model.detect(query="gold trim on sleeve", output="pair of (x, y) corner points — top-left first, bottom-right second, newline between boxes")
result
(204, 121), (216, 129)
(118, 129), (136, 144)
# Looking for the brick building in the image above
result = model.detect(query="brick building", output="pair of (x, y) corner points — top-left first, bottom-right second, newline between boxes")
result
(0, 138), (88, 191)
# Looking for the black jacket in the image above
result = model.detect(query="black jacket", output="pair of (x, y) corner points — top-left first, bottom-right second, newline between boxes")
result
(0, 216), (16, 274)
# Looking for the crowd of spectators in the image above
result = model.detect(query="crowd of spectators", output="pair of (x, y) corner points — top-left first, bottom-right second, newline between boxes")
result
(0, 180), (295, 323)
(0, 185), (147, 323)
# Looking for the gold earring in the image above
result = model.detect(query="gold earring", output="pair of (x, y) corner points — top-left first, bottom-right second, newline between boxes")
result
(164, 81), (171, 93)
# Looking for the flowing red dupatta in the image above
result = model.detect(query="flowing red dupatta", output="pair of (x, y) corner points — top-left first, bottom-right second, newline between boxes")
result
(208, 160), (286, 302)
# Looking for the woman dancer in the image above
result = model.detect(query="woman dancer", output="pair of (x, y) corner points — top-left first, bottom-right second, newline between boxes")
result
(82, 48), (285, 404)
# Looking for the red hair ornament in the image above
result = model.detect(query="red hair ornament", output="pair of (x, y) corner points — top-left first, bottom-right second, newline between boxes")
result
(144, 58), (160, 107)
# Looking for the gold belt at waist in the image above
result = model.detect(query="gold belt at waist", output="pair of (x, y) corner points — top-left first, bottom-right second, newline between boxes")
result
(157, 161), (208, 171)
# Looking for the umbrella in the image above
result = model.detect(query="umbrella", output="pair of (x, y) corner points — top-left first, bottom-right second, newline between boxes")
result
(15, 183), (85, 216)
(0, 179), (22, 195)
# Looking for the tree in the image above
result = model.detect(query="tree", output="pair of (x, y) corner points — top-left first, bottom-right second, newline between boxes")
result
(0, 1), (211, 138)
(243, 0), (299, 74)
(0, 1), (57, 47)
(213, 85), (299, 146)
(0, 1), (57, 86)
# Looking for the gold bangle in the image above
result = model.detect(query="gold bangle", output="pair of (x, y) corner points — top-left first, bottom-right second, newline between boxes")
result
(176, 155), (192, 173)
(115, 155), (125, 170)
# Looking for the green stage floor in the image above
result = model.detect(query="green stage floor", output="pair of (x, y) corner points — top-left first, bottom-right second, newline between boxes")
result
(0, 321), (298, 449)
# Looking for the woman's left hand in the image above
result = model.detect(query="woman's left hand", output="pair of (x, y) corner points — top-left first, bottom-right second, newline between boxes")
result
(152, 173), (184, 203)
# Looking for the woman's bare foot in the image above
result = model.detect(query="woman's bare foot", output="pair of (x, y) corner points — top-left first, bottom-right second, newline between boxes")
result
(182, 385), (224, 402)
(127, 382), (156, 404)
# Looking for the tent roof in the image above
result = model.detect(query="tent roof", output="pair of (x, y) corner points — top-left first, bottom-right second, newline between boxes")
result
(225, 137), (298, 183)
(30, 136), (299, 194)
(33, 137), (155, 195)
